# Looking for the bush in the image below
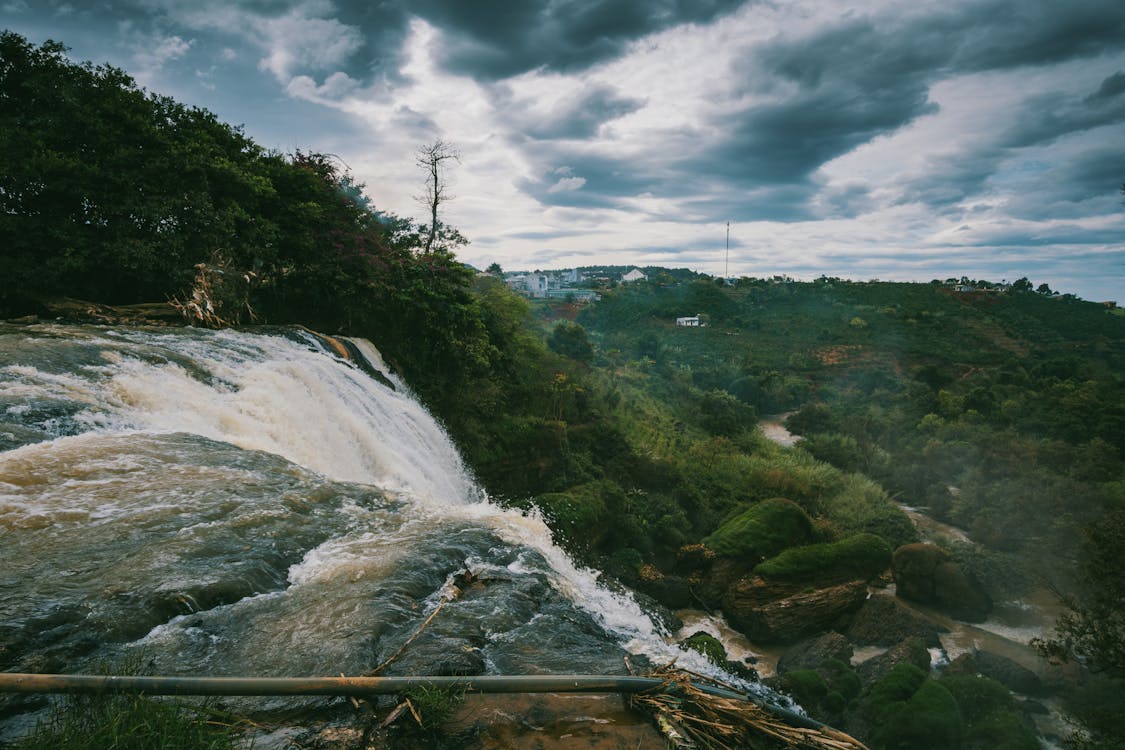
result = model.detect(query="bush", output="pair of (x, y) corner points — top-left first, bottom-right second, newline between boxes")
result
(864, 664), (963, 750)
(822, 474), (918, 549)
(939, 675), (1038, 750)
(533, 480), (622, 549)
(702, 498), (813, 562)
(753, 533), (891, 582)
(776, 669), (828, 706)
(818, 658), (862, 703)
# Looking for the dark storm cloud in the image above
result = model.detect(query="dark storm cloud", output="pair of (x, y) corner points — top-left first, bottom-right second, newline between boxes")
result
(947, 0), (1125, 71)
(224, 0), (747, 85)
(689, 0), (1125, 202)
(696, 17), (943, 188)
(508, 84), (645, 140)
(1005, 71), (1125, 148)
(1004, 146), (1125, 219)
(408, 0), (746, 80)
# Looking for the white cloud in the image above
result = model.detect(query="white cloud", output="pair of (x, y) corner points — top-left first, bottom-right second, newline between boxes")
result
(547, 176), (586, 193)
(256, 11), (361, 81)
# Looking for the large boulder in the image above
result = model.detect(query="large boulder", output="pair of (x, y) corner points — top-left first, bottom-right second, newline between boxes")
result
(694, 557), (745, 610)
(703, 498), (813, 563)
(972, 650), (1048, 697)
(724, 579), (867, 644)
(777, 632), (854, 674)
(855, 637), (932, 688)
(892, 543), (991, 622)
(846, 594), (947, 647)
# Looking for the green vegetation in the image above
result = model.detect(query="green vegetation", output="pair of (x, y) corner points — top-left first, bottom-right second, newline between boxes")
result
(10, 693), (245, 750)
(3, 33), (1123, 747)
(703, 498), (813, 561)
(862, 664), (963, 750)
(753, 533), (891, 582)
(938, 675), (1039, 750)
(680, 632), (728, 667)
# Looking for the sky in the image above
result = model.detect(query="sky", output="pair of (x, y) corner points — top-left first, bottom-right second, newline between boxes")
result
(4, 0), (1124, 302)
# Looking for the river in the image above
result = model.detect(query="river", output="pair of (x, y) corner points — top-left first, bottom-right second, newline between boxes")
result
(0, 324), (760, 743)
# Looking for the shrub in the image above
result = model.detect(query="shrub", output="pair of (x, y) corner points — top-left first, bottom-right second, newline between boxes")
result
(864, 664), (963, 750)
(702, 498), (813, 561)
(753, 533), (891, 582)
(818, 657), (861, 703)
(822, 474), (918, 549)
(776, 669), (829, 706)
(940, 674), (1038, 750)
(534, 480), (619, 548)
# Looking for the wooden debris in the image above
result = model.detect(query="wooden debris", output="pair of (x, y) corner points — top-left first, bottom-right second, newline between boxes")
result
(629, 666), (869, 750)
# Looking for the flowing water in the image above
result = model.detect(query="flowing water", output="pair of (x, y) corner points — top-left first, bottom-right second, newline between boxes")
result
(0, 323), (750, 740)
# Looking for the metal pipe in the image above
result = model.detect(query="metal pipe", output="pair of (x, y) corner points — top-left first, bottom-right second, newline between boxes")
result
(0, 673), (659, 697)
(0, 672), (823, 730)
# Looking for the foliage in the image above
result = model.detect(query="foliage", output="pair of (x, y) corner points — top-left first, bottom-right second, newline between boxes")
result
(863, 664), (963, 750)
(1034, 508), (1125, 674)
(702, 498), (813, 561)
(532, 480), (623, 549)
(547, 321), (594, 363)
(753, 533), (891, 582)
(938, 675), (1038, 750)
(403, 684), (466, 731)
(775, 669), (829, 707)
(681, 632), (728, 667)
(1058, 676), (1125, 750)
(10, 693), (245, 750)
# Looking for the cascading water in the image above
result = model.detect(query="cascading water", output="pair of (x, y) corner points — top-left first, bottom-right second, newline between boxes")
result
(0, 323), (757, 737)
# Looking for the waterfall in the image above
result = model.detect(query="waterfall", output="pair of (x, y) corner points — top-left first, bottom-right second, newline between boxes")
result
(1, 323), (735, 704)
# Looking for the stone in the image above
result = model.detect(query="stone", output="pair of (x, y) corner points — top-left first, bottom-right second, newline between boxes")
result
(855, 637), (931, 687)
(694, 557), (746, 610)
(777, 632), (854, 674)
(931, 561), (991, 622)
(635, 573), (695, 610)
(974, 650), (1048, 697)
(845, 594), (947, 647)
(892, 543), (991, 622)
(724, 579), (867, 644)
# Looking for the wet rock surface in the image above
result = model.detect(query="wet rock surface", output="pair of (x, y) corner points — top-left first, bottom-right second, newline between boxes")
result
(777, 632), (854, 674)
(724, 579), (868, 644)
(845, 593), (947, 647)
(892, 543), (991, 622)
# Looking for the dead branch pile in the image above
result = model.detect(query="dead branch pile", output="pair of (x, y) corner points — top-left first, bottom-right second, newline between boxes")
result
(628, 666), (868, 750)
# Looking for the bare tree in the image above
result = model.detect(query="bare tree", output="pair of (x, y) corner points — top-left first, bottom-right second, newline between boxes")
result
(416, 139), (460, 252)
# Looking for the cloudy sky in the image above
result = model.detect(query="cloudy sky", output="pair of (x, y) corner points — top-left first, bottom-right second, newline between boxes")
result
(4, 0), (1124, 301)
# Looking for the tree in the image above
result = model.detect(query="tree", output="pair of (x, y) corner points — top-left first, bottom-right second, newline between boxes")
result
(548, 321), (593, 363)
(416, 139), (459, 252)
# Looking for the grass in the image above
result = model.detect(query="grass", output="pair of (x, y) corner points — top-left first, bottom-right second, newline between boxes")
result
(10, 692), (248, 750)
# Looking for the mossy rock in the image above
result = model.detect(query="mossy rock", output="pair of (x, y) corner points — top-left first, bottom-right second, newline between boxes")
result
(818, 657), (862, 703)
(680, 631), (727, 667)
(702, 498), (813, 562)
(938, 674), (1014, 724)
(939, 675), (1039, 750)
(753, 533), (891, 582)
(776, 669), (829, 706)
(864, 664), (964, 750)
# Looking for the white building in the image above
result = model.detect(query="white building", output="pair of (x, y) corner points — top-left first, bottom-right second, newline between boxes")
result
(676, 315), (702, 327)
(621, 268), (647, 283)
